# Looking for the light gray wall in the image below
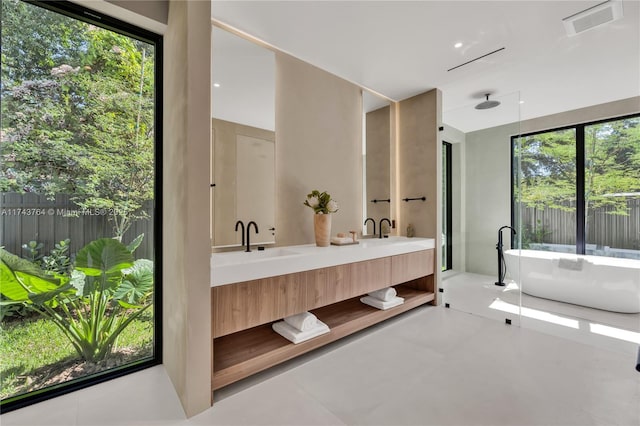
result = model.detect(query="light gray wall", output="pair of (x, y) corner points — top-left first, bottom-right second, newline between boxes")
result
(521, 96), (640, 134)
(464, 123), (518, 276)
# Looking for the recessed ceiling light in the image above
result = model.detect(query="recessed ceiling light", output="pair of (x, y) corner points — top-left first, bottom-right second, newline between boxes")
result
(519, 100), (525, 104)
(454, 42), (463, 49)
(213, 83), (221, 88)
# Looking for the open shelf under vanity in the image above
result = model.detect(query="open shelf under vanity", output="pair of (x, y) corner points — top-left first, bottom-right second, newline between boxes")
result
(211, 248), (436, 393)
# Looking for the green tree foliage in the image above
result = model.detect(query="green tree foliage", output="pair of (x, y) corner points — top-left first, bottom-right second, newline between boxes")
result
(1, 0), (155, 240)
(0, 0), (86, 87)
(516, 119), (640, 215)
(584, 118), (640, 216)
(516, 129), (577, 211)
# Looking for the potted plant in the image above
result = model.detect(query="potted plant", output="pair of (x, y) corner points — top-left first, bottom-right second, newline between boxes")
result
(304, 190), (339, 247)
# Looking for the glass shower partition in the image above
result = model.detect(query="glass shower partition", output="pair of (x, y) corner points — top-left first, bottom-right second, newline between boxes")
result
(440, 91), (522, 326)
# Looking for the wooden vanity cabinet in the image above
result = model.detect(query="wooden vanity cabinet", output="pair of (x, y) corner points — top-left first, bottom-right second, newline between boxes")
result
(211, 248), (435, 391)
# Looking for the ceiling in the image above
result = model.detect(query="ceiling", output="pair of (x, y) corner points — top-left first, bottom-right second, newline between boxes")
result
(211, 0), (640, 133)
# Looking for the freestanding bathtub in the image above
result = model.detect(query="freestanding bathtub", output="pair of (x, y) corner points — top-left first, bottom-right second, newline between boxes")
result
(503, 249), (640, 313)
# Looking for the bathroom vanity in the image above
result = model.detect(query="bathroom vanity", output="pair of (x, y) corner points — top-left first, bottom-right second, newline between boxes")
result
(210, 237), (436, 391)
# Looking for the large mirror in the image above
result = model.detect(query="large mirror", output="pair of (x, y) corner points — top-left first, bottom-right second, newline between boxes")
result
(363, 90), (392, 236)
(211, 26), (276, 247)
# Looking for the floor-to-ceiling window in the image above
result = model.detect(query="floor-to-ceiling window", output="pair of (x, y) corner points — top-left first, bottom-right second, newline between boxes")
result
(442, 141), (452, 270)
(513, 114), (640, 259)
(0, 0), (162, 410)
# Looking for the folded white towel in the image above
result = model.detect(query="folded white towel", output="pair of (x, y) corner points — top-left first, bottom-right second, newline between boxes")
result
(283, 311), (317, 332)
(368, 287), (397, 302)
(360, 295), (404, 310)
(272, 320), (330, 344)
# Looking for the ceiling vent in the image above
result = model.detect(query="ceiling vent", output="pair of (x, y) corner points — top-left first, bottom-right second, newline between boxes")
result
(563, 0), (624, 36)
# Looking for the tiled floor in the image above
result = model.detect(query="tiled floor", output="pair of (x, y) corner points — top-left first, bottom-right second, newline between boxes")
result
(442, 272), (640, 356)
(3, 303), (639, 425)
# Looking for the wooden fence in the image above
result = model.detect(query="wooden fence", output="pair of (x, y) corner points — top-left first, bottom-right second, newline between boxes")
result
(520, 198), (640, 250)
(0, 193), (154, 259)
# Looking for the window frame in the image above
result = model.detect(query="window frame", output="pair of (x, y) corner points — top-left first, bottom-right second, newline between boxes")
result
(1, 0), (163, 412)
(511, 112), (640, 255)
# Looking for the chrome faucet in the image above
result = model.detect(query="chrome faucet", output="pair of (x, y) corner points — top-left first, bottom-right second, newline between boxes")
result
(235, 220), (245, 246)
(364, 217), (376, 237)
(379, 218), (392, 239)
(246, 221), (259, 252)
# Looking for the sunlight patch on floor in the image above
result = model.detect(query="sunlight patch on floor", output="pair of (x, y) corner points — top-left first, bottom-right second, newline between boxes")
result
(489, 299), (580, 328)
(589, 323), (640, 344)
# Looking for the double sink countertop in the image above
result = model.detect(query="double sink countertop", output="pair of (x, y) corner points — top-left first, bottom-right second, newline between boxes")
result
(211, 236), (435, 287)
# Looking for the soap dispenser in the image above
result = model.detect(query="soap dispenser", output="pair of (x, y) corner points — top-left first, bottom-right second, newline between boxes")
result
(407, 223), (415, 238)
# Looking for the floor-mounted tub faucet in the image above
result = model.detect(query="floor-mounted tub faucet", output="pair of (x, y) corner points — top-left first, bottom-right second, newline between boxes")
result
(364, 218), (376, 237)
(246, 221), (259, 252)
(379, 218), (392, 239)
(495, 225), (517, 286)
(235, 220), (245, 246)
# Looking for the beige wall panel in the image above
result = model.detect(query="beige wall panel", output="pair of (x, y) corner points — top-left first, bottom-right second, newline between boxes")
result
(275, 53), (363, 246)
(396, 89), (442, 301)
(163, 0), (211, 416)
(397, 90), (441, 239)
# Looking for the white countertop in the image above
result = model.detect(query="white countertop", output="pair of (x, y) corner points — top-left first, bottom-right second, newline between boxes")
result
(211, 236), (435, 287)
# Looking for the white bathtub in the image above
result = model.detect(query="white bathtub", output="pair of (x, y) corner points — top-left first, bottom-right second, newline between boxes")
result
(504, 249), (640, 313)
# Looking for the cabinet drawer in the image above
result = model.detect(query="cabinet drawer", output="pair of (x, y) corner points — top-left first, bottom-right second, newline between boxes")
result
(212, 272), (307, 337)
(391, 249), (434, 285)
(349, 257), (392, 295)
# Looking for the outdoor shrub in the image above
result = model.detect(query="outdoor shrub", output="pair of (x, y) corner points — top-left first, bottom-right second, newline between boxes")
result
(41, 238), (72, 275)
(0, 236), (153, 362)
(21, 241), (43, 263)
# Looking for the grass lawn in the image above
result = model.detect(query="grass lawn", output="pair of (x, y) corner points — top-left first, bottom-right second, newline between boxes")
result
(0, 312), (153, 400)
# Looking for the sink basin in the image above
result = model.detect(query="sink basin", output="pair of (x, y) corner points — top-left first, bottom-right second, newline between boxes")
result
(254, 248), (301, 258)
(359, 236), (416, 248)
(212, 248), (302, 267)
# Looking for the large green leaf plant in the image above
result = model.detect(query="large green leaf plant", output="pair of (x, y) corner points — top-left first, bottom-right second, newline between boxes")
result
(0, 236), (153, 362)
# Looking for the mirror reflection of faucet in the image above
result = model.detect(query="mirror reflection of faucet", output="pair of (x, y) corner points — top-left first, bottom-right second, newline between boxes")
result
(246, 221), (259, 252)
(235, 220), (245, 246)
(364, 218), (376, 237)
(379, 218), (391, 239)
(235, 220), (259, 252)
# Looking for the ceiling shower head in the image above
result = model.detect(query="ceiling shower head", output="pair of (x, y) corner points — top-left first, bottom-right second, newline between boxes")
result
(475, 93), (501, 110)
